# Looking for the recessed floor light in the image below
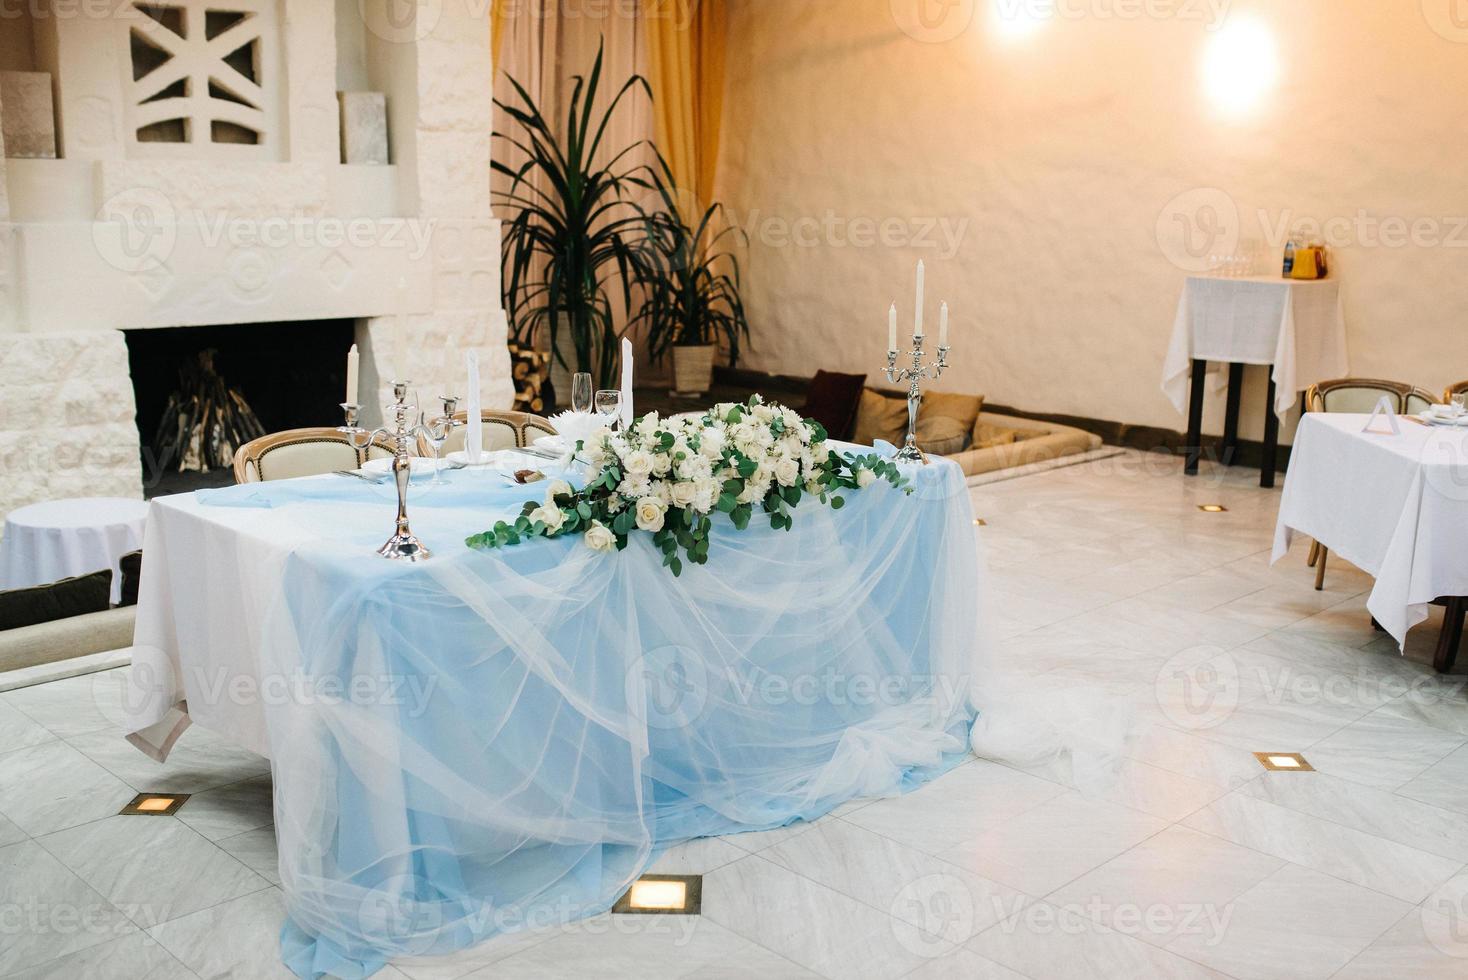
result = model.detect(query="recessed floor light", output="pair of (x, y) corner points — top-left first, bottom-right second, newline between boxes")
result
(1199, 504), (1228, 513)
(120, 793), (190, 816)
(973, 518), (987, 526)
(612, 874), (702, 915)
(1254, 752), (1314, 772)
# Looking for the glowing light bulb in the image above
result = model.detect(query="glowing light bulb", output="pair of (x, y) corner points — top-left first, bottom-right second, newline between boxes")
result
(1202, 15), (1280, 116)
(991, 0), (1052, 42)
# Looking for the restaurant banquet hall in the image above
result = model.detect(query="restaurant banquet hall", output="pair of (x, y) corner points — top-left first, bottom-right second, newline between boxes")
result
(1, 1), (1466, 978)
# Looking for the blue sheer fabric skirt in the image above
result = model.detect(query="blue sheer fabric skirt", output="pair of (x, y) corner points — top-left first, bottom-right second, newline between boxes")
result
(247, 461), (984, 978)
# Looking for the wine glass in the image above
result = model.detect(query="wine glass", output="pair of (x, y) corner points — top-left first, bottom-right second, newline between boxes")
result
(422, 398), (455, 486)
(571, 373), (594, 414)
(594, 389), (623, 431)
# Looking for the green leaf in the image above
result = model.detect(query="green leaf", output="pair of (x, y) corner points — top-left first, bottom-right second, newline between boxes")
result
(831, 496), (845, 510)
(722, 479), (743, 495)
(716, 493), (736, 513)
(669, 556), (683, 576)
(781, 485), (800, 505)
(577, 502), (592, 520)
(736, 456), (758, 479)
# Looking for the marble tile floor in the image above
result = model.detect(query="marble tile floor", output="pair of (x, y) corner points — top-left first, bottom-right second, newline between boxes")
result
(2, 452), (1467, 979)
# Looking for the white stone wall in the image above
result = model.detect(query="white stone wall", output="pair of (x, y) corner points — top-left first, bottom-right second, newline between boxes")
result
(0, 1), (510, 511)
(0, 332), (144, 518)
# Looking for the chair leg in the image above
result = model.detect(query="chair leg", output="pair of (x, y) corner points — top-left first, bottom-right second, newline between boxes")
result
(1314, 547), (1328, 591)
(1434, 597), (1466, 674)
(1307, 540), (1320, 568)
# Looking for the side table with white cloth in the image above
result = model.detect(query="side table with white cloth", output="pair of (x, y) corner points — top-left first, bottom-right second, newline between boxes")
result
(1163, 275), (1349, 487)
(1272, 413), (1468, 671)
(0, 497), (149, 604)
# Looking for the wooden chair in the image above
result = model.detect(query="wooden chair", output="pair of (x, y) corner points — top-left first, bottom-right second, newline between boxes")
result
(1445, 380), (1468, 405)
(1302, 379), (1442, 590)
(233, 428), (393, 484)
(424, 410), (557, 457)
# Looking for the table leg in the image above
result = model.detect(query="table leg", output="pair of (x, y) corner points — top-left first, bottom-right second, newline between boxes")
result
(1261, 376), (1280, 489)
(1435, 597), (1466, 674)
(1185, 359), (1207, 476)
(1221, 363), (1244, 466)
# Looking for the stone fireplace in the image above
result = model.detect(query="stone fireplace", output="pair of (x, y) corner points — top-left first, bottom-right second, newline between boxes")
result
(0, 0), (512, 516)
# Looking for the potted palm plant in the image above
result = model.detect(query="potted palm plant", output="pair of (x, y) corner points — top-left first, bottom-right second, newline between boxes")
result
(638, 155), (750, 397)
(493, 44), (660, 401)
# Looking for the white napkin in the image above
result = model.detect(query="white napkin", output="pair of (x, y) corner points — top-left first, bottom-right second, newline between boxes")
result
(620, 337), (634, 429)
(465, 350), (482, 463)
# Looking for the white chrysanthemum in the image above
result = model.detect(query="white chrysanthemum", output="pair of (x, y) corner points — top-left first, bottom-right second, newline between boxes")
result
(623, 449), (654, 477)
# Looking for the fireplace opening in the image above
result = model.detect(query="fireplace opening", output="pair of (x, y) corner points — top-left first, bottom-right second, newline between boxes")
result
(125, 321), (356, 496)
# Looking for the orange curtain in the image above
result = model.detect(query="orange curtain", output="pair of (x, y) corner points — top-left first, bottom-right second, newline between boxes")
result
(644, 0), (726, 208)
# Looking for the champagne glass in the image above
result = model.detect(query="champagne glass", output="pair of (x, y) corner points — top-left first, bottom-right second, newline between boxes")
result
(594, 389), (623, 431)
(571, 373), (594, 414)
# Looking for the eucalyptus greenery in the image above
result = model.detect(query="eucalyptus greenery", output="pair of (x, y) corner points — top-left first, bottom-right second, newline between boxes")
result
(493, 43), (660, 391)
(466, 396), (910, 577)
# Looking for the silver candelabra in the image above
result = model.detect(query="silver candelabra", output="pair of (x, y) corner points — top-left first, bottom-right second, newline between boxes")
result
(884, 335), (950, 463)
(338, 383), (458, 561)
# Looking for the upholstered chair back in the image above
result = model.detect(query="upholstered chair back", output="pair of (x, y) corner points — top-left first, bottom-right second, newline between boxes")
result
(1306, 378), (1440, 416)
(1446, 380), (1468, 404)
(431, 411), (557, 456)
(234, 428), (386, 483)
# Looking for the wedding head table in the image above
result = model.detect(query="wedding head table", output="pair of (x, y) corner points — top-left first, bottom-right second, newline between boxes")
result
(123, 445), (983, 978)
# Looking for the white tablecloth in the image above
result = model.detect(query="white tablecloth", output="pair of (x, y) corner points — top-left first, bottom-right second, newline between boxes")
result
(0, 497), (149, 604)
(1272, 413), (1468, 646)
(1163, 276), (1349, 417)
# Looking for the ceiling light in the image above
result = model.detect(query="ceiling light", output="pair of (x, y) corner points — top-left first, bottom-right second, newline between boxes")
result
(991, 0), (1052, 42)
(1202, 15), (1280, 117)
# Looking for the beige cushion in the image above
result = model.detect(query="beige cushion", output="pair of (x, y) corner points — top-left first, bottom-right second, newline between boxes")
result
(0, 606), (136, 674)
(919, 391), (983, 431)
(255, 441), (361, 482)
(853, 389), (908, 445)
(915, 416), (969, 455)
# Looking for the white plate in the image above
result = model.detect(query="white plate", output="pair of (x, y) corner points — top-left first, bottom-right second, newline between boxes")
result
(447, 450), (499, 466)
(1419, 411), (1468, 427)
(361, 456), (438, 476)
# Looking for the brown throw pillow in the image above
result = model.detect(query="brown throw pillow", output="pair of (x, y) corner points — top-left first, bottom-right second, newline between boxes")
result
(118, 550), (143, 607)
(971, 421), (1020, 450)
(0, 569), (113, 631)
(919, 392), (983, 431)
(915, 415), (969, 456)
(853, 389), (909, 446)
(802, 370), (867, 441)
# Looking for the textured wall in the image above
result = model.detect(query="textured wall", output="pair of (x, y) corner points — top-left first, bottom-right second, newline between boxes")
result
(716, 0), (1468, 444)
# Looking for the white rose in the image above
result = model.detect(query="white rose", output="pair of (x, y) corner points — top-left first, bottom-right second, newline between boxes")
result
(635, 497), (666, 532)
(624, 450), (654, 476)
(774, 456), (801, 487)
(584, 521), (616, 552)
(651, 451), (673, 477)
(670, 481), (698, 508)
(856, 467), (877, 489)
(530, 504), (566, 532)
(544, 479), (573, 501)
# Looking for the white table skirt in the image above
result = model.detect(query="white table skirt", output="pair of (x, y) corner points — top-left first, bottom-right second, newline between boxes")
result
(1272, 413), (1468, 645)
(0, 497), (149, 604)
(1163, 276), (1349, 417)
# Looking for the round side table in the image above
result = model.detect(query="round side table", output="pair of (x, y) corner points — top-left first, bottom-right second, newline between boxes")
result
(0, 497), (150, 604)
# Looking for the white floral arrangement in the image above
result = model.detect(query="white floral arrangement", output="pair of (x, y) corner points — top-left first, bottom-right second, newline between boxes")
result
(467, 395), (909, 575)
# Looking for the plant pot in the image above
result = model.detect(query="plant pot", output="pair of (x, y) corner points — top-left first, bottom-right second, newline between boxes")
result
(671, 344), (716, 397)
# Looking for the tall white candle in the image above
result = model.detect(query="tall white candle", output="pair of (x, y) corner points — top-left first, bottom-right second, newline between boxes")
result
(938, 302), (949, 348)
(913, 260), (925, 338)
(394, 276), (407, 381)
(888, 303), (898, 353)
(345, 344), (359, 406)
